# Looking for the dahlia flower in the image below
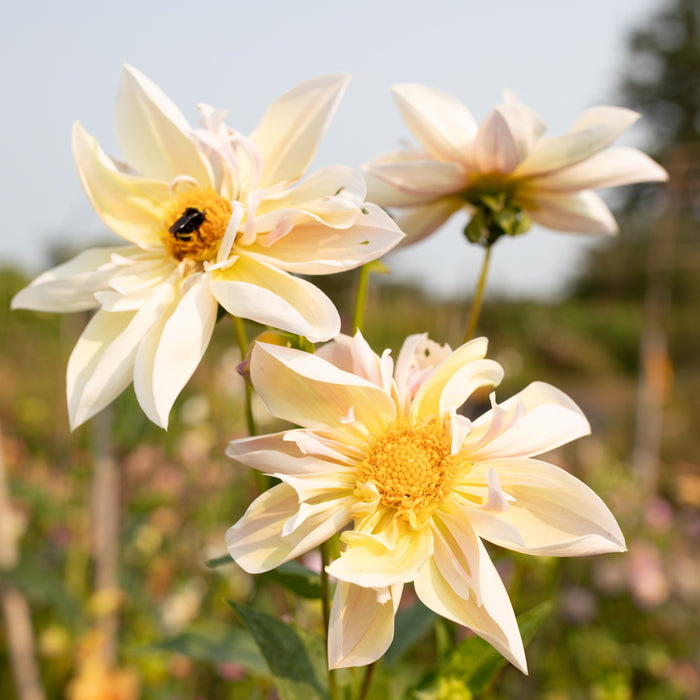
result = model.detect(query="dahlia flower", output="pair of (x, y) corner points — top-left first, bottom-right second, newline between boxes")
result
(226, 332), (625, 671)
(365, 84), (667, 245)
(12, 66), (403, 428)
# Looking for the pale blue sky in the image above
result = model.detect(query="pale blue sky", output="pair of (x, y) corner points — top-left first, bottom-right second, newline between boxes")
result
(2, 0), (662, 299)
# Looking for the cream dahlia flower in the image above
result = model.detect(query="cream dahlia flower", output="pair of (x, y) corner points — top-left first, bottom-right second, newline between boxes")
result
(365, 84), (667, 244)
(226, 332), (625, 672)
(12, 65), (403, 429)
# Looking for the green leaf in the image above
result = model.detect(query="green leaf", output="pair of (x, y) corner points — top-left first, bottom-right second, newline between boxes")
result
(384, 600), (436, 666)
(413, 602), (551, 698)
(230, 601), (329, 700)
(261, 561), (322, 599)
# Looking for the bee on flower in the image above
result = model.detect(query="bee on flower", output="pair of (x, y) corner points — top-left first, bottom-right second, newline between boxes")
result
(12, 66), (404, 429)
(365, 84), (668, 246)
(226, 332), (625, 671)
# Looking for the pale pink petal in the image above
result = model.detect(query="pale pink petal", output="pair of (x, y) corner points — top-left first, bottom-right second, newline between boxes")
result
(209, 254), (340, 342)
(472, 106), (531, 174)
(66, 273), (178, 428)
(328, 582), (402, 669)
(466, 382), (590, 460)
(11, 246), (133, 312)
(327, 523), (434, 588)
(390, 198), (465, 245)
(415, 514), (527, 673)
(226, 482), (351, 573)
(244, 203), (404, 275)
(463, 457), (626, 556)
(364, 167), (437, 208)
(247, 342), (397, 436)
(366, 159), (467, 198)
(115, 64), (213, 186)
(410, 337), (502, 421)
(227, 432), (354, 475)
(532, 147), (668, 192)
(515, 106), (640, 177)
(134, 274), (218, 428)
(251, 74), (350, 188)
(523, 190), (618, 234)
(391, 84), (478, 163)
(72, 123), (170, 246)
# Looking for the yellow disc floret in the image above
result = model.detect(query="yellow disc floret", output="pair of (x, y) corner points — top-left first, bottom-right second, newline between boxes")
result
(357, 422), (458, 528)
(161, 187), (233, 262)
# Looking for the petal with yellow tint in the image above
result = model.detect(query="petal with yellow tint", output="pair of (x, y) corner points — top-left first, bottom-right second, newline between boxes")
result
(464, 457), (626, 556)
(328, 582), (402, 669)
(466, 381), (590, 460)
(366, 159), (467, 198)
(73, 123), (170, 246)
(524, 190), (618, 234)
(115, 64), (213, 186)
(11, 246), (133, 313)
(415, 514), (527, 673)
(246, 203), (404, 275)
(209, 254), (340, 342)
(246, 342), (396, 436)
(252, 74), (350, 188)
(391, 198), (464, 245)
(226, 482), (352, 573)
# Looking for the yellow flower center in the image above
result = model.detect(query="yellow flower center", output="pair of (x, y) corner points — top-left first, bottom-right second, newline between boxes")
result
(357, 422), (457, 527)
(161, 187), (233, 262)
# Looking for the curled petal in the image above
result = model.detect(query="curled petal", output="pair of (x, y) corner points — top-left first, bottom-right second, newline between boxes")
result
(246, 341), (396, 436)
(226, 482), (351, 573)
(410, 337), (502, 421)
(72, 123), (170, 246)
(523, 190), (618, 234)
(391, 83), (479, 163)
(463, 457), (626, 556)
(209, 254), (340, 342)
(115, 64), (213, 186)
(328, 581), (402, 669)
(66, 272), (178, 428)
(252, 74), (350, 187)
(134, 274), (217, 428)
(328, 522), (434, 588)
(11, 247), (133, 312)
(466, 381), (590, 460)
(415, 515), (527, 673)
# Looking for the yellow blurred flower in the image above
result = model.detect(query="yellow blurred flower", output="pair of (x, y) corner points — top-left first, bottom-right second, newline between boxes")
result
(226, 332), (625, 671)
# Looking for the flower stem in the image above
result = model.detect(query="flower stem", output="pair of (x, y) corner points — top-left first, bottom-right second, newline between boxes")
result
(320, 541), (339, 700)
(232, 316), (257, 438)
(353, 264), (371, 334)
(462, 244), (492, 343)
(358, 662), (376, 700)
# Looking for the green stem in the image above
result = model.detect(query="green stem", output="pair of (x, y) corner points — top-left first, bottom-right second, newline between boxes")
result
(353, 264), (371, 334)
(462, 244), (493, 344)
(232, 316), (257, 438)
(358, 662), (376, 700)
(320, 541), (339, 700)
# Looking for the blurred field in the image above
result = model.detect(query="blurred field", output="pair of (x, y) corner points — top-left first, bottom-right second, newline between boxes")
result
(1, 251), (699, 699)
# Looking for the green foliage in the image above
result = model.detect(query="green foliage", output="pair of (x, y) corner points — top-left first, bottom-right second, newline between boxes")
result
(230, 601), (329, 700)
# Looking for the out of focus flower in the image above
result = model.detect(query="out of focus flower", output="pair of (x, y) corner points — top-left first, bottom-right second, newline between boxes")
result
(12, 65), (403, 429)
(226, 332), (625, 671)
(365, 84), (667, 245)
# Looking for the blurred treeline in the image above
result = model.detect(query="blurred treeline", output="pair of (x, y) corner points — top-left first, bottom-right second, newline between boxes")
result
(2, 0), (700, 697)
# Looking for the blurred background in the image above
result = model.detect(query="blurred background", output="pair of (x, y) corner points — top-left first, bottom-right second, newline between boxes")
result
(2, 0), (700, 697)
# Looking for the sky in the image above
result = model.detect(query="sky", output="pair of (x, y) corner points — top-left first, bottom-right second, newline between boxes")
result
(2, 0), (663, 300)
